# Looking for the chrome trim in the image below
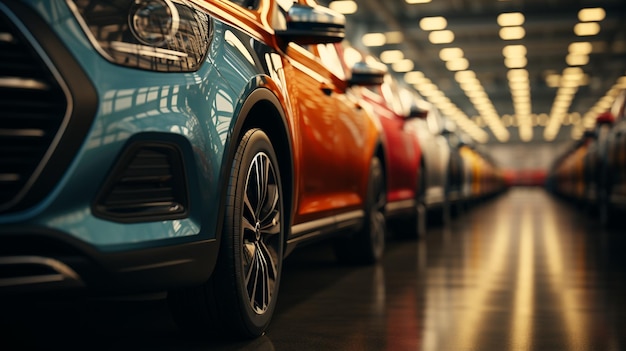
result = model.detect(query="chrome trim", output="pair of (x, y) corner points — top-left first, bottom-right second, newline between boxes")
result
(287, 4), (345, 26)
(0, 128), (45, 137)
(0, 256), (83, 288)
(335, 210), (364, 229)
(385, 199), (416, 214)
(64, 0), (115, 63)
(291, 217), (334, 237)
(110, 41), (189, 60)
(0, 77), (48, 90)
(0, 173), (20, 181)
(288, 210), (364, 244)
(0, 32), (14, 42)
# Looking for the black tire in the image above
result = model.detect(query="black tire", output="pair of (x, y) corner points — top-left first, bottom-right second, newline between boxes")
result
(395, 165), (426, 240)
(169, 128), (284, 339)
(598, 161), (613, 228)
(335, 156), (386, 264)
(598, 187), (614, 228)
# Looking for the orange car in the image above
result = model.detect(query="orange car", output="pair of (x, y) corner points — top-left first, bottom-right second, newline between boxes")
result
(0, 0), (385, 339)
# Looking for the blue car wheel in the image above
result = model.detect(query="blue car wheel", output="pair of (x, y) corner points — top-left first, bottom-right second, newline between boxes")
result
(169, 128), (284, 339)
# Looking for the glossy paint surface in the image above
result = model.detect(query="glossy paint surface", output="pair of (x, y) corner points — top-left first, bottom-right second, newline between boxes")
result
(358, 79), (421, 204)
(2, 0), (380, 250)
(283, 41), (379, 224)
(7, 189), (626, 350)
(3, 1), (240, 247)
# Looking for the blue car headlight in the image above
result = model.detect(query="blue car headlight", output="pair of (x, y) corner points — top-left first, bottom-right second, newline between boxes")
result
(67, 0), (211, 72)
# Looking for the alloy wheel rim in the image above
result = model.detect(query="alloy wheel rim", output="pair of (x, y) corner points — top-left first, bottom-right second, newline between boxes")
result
(242, 152), (281, 314)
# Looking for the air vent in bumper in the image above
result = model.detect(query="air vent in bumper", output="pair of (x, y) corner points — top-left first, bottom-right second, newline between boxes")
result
(93, 142), (189, 223)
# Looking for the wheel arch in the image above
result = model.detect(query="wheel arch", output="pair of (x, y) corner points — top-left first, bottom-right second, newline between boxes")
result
(224, 88), (295, 252)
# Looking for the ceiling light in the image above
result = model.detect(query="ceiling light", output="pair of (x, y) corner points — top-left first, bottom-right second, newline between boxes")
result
(598, 99), (613, 109)
(520, 130), (533, 142)
(329, 1), (358, 15)
(430, 95), (450, 104)
(429, 30), (454, 44)
(392, 59), (414, 72)
(569, 42), (593, 54)
(563, 67), (584, 77)
(546, 74), (560, 87)
(497, 12), (525, 27)
(499, 26), (525, 40)
(420, 82), (438, 92)
(406, 0), (431, 3)
(505, 56), (527, 68)
(446, 58), (469, 71)
(507, 69), (528, 80)
(502, 45), (527, 58)
(574, 22), (601, 36)
(502, 115), (513, 127)
(380, 50), (404, 63)
(385, 31), (404, 44)
(566, 53), (589, 66)
(467, 90), (487, 99)
(404, 71), (425, 84)
(362, 33), (386, 46)
(509, 81), (528, 90)
(472, 97), (491, 105)
(419, 88), (438, 97)
(439, 47), (464, 61)
(559, 87), (578, 95)
(537, 114), (548, 126)
(578, 8), (606, 22)
(555, 94), (573, 102)
(420, 17), (448, 31)
(461, 81), (481, 91)
(455, 70), (476, 82)
(579, 74), (590, 86)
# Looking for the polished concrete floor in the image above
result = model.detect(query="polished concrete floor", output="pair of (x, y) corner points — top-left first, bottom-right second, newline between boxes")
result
(3, 188), (626, 350)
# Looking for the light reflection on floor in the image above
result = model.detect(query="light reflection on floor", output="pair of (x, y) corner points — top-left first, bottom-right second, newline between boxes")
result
(2, 188), (625, 351)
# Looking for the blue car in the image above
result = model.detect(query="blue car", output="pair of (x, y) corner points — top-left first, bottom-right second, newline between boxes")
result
(0, 0), (389, 338)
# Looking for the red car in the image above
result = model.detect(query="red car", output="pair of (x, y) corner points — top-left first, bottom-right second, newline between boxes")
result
(320, 45), (426, 238)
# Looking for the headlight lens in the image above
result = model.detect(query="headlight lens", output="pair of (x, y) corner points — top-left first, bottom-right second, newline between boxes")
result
(67, 0), (211, 72)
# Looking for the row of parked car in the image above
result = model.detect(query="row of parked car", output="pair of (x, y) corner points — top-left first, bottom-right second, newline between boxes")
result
(546, 88), (626, 226)
(0, 0), (504, 339)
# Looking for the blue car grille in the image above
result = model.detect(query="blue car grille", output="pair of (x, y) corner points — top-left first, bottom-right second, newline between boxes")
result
(0, 11), (68, 212)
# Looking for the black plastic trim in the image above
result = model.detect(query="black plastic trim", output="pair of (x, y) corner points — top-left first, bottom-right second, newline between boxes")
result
(0, 226), (217, 294)
(0, 1), (98, 213)
(224, 87), (295, 241)
(92, 133), (191, 223)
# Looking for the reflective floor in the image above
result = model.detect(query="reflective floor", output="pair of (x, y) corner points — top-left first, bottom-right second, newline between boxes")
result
(3, 188), (626, 350)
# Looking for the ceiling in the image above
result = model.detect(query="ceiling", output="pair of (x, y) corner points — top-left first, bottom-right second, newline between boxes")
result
(317, 0), (626, 144)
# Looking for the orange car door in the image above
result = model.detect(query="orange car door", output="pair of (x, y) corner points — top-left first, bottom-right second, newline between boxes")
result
(314, 43), (372, 210)
(282, 44), (347, 223)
